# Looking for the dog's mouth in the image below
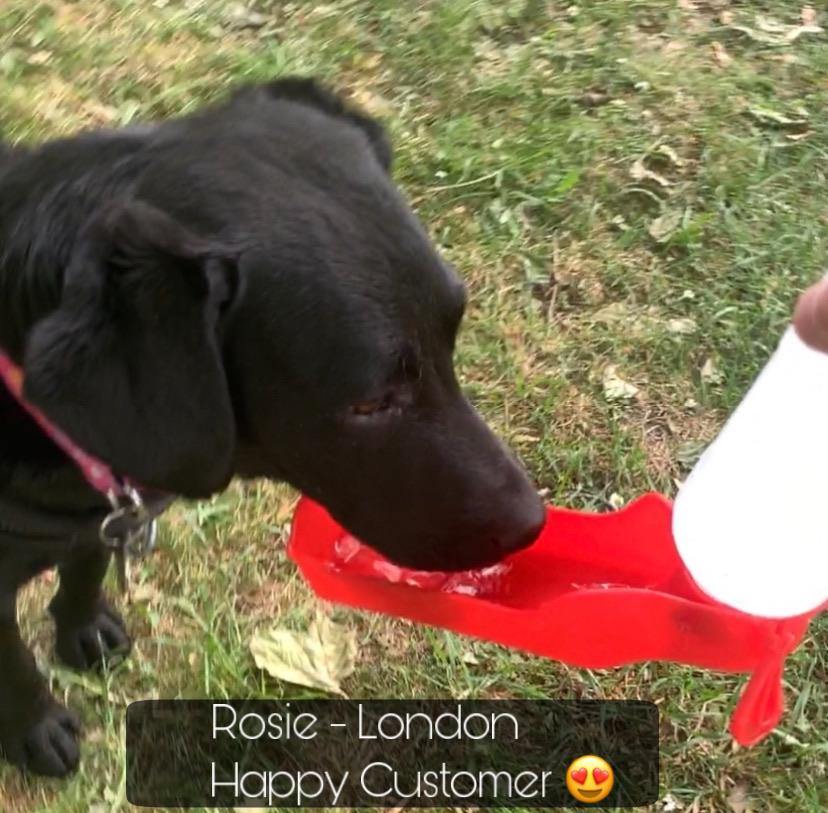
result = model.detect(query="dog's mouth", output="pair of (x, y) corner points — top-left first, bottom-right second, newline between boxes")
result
(367, 537), (509, 573)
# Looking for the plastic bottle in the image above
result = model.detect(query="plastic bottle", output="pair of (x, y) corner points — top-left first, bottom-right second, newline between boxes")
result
(673, 279), (828, 618)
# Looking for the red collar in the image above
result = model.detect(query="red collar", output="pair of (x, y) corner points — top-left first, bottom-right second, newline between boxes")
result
(0, 349), (134, 501)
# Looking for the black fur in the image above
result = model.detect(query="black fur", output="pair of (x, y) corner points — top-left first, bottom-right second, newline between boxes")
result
(0, 78), (544, 776)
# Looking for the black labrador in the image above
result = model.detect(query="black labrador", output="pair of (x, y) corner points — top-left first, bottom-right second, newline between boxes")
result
(0, 78), (544, 777)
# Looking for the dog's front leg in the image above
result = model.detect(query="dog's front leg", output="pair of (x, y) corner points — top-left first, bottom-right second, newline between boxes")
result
(0, 560), (81, 777)
(49, 544), (131, 671)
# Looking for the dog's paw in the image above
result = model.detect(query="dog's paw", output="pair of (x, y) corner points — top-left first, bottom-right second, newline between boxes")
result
(0, 704), (81, 778)
(54, 602), (132, 671)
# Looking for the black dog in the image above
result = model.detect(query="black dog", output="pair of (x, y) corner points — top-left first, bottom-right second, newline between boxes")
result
(0, 78), (544, 777)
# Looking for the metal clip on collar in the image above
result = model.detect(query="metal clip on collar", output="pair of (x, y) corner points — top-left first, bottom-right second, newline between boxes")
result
(100, 484), (159, 593)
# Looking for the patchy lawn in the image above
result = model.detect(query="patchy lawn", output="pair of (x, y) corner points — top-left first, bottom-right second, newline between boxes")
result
(1, 1), (826, 811)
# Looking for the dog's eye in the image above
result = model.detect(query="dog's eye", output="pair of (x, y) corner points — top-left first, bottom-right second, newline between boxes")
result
(350, 392), (395, 417)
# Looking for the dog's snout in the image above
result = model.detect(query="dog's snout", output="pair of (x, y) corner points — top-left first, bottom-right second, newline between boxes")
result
(492, 493), (546, 556)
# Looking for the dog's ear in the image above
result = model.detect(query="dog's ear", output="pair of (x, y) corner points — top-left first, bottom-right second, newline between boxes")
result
(261, 77), (393, 172)
(22, 201), (238, 497)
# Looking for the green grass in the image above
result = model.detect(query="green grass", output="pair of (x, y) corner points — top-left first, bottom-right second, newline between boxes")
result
(1, 1), (827, 811)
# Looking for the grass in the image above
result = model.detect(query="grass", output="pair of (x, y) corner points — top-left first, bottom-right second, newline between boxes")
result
(1, 0), (827, 810)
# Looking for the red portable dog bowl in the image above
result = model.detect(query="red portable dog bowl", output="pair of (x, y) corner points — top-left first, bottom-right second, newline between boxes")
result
(287, 494), (822, 746)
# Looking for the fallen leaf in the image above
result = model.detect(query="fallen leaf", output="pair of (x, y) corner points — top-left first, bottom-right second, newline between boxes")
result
(756, 14), (792, 35)
(726, 782), (754, 813)
(711, 41), (733, 67)
(350, 88), (393, 116)
(592, 303), (663, 338)
(662, 40), (687, 57)
(225, 4), (268, 29)
(130, 582), (162, 603)
(755, 14), (822, 41)
(667, 317), (697, 334)
(648, 209), (684, 243)
(28, 50), (52, 65)
(603, 366), (639, 401)
(660, 793), (684, 812)
(656, 144), (685, 166)
(802, 6), (817, 26)
(785, 23), (823, 42)
(726, 13), (823, 45)
(631, 158), (672, 188)
(748, 106), (807, 127)
(250, 615), (357, 695)
(726, 23), (785, 45)
(700, 357), (723, 384)
(355, 52), (383, 71)
(580, 90), (611, 107)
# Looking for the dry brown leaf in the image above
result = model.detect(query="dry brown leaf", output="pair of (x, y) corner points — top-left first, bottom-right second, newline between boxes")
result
(700, 357), (723, 384)
(225, 3), (268, 29)
(729, 14), (824, 45)
(756, 15), (791, 34)
(580, 90), (611, 107)
(250, 615), (357, 695)
(667, 317), (698, 335)
(711, 41), (733, 67)
(785, 23), (823, 42)
(603, 366), (639, 401)
(656, 144), (685, 166)
(768, 53), (800, 65)
(660, 793), (684, 812)
(355, 52), (383, 71)
(350, 88), (393, 116)
(28, 50), (52, 65)
(648, 209), (684, 242)
(631, 158), (672, 188)
(726, 782), (754, 813)
(662, 40), (688, 57)
(749, 106), (807, 127)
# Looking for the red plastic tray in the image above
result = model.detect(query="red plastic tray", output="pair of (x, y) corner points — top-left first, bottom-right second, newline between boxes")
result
(287, 493), (821, 746)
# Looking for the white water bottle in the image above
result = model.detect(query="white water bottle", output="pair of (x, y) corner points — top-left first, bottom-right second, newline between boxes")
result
(673, 279), (828, 619)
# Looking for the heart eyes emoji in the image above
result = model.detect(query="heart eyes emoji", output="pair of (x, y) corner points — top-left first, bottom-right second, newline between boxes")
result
(565, 755), (615, 803)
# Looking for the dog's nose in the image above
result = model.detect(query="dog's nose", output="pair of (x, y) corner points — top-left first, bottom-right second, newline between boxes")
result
(493, 495), (546, 555)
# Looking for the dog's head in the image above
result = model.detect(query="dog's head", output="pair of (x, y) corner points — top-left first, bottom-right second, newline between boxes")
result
(15, 78), (544, 570)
